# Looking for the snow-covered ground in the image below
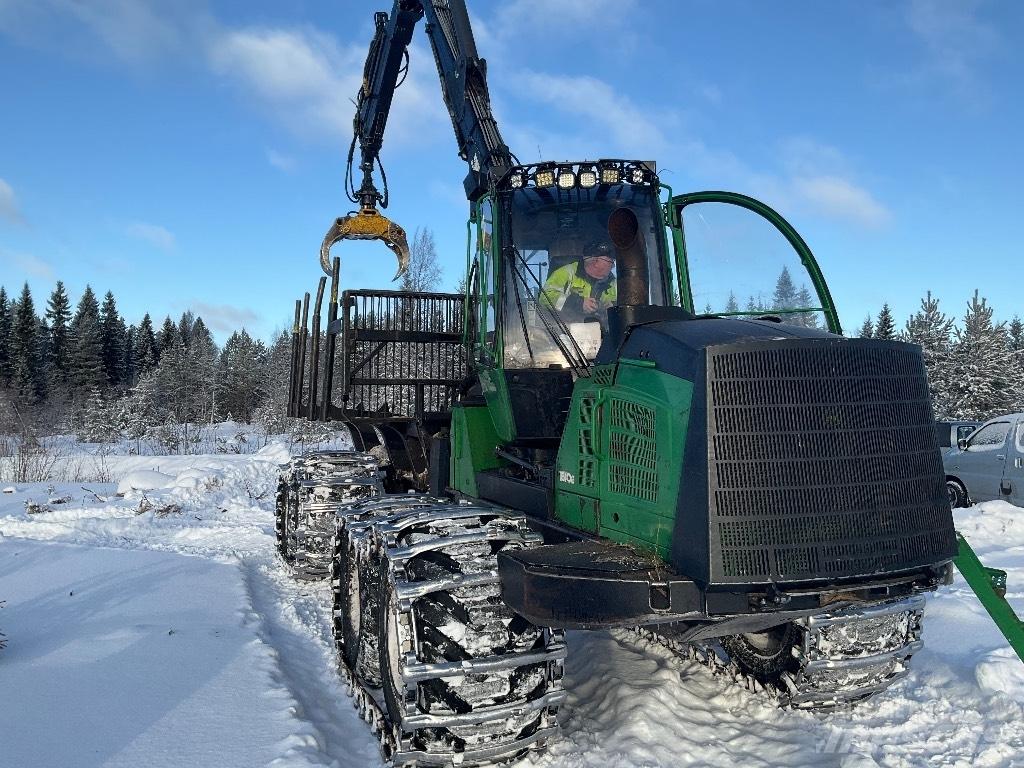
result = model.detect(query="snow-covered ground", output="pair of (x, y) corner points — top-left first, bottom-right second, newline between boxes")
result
(1, 448), (1022, 768)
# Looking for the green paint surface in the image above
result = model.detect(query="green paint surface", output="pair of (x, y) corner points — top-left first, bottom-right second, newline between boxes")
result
(450, 404), (503, 496)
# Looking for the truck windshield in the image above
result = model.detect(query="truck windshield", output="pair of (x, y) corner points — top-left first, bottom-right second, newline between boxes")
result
(499, 184), (670, 369)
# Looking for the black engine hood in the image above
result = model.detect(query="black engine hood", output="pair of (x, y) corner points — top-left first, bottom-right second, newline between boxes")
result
(597, 314), (840, 381)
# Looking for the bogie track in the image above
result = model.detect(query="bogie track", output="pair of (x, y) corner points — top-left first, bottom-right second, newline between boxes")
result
(335, 495), (566, 766)
(277, 452), (566, 766)
(275, 451), (383, 579)
(637, 595), (926, 710)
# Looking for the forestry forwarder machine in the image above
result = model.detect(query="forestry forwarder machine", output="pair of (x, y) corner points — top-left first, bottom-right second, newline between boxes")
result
(275, 2), (1023, 765)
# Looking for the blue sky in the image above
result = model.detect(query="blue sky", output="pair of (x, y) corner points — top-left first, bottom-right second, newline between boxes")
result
(1, 0), (1020, 341)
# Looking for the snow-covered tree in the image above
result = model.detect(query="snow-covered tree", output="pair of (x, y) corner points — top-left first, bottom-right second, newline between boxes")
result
(771, 266), (797, 315)
(134, 313), (158, 374)
(217, 330), (268, 422)
(100, 290), (126, 389)
(904, 291), (955, 417)
(857, 315), (873, 339)
(70, 286), (105, 396)
(1007, 316), (1024, 412)
(78, 387), (118, 442)
(178, 311), (196, 349)
(0, 286), (12, 388)
(45, 281), (72, 392)
(11, 283), (44, 401)
(158, 316), (178, 355)
(725, 291), (740, 314)
(945, 291), (1014, 420)
(874, 304), (896, 340)
(400, 227), (443, 292)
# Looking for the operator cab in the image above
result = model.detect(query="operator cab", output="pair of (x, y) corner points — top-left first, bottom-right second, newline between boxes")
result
(481, 160), (674, 373)
(467, 160), (677, 445)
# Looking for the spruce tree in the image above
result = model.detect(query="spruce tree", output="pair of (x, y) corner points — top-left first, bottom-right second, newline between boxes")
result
(100, 291), (126, 389)
(158, 316), (178, 354)
(874, 304), (896, 340)
(70, 285), (106, 396)
(946, 290), (1014, 420)
(904, 291), (955, 417)
(1009, 316), (1024, 353)
(134, 313), (158, 373)
(0, 286), (12, 388)
(11, 283), (44, 401)
(857, 316), (873, 338)
(45, 281), (73, 391)
(793, 285), (819, 328)
(725, 291), (739, 313)
(1007, 316), (1024, 412)
(178, 310), (196, 349)
(217, 330), (268, 422)
(123, 324), (137, 388)
(771, 266), (797, 313)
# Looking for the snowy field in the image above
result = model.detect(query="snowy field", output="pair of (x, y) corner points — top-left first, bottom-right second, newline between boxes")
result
(1, 447), (1023, 768)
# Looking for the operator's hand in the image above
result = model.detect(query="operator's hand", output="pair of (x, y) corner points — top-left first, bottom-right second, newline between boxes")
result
(582, 297), (598, 313)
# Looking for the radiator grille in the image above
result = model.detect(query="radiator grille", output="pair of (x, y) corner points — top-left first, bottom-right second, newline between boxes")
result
(706, 340), (956, 583)
(608, 400), (658, 502)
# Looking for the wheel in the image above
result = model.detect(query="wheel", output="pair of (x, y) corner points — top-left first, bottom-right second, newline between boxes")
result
(720, 622), (801, 683)
(946, 479), (968, 508)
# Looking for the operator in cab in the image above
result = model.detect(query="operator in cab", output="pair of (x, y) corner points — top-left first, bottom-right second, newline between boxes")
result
(541, 240), (617, 323)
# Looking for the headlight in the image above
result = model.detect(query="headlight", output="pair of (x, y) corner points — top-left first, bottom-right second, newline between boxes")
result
(557, 168), (576, 188)
(630, 167), (645, 184)
(579, 169), (598, 188)
(535, 169), (555, 187)
(601, 166), (621, 184)
(510, 172), (525, 189)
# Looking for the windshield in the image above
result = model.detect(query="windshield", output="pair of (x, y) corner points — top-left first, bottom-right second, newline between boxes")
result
(680, 201), (826, 329)
(499, 184), (670, 369)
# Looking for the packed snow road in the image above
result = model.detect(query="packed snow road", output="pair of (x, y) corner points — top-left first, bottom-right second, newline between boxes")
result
(1, 446), (1022, 768)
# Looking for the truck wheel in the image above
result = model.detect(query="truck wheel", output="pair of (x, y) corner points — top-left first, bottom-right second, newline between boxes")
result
(720, 622), (800, 683)
(946, 479), (968, 508)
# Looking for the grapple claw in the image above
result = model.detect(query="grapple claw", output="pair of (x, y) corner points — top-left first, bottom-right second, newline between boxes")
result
(319, 206), (411, 279)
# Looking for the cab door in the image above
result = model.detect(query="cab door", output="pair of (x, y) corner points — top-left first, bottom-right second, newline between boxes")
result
(951, 420), (1014, 503)
(669, 191), (842, 333)
(1005, 418), (1024, 505)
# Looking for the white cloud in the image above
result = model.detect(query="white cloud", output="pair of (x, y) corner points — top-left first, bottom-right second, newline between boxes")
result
(0, 248), (54, 279)
(0, 0), (188, 63)
(188, 301), (259, 334)
(0, 177), (25, 224)
(206, 25), (446, 144)
(126, 221), (175, 250)
(904, 0), (1000, 102)
(508, 70), (671, 157)
(791, 175), (891, 229)
(266, 148), (296, 172)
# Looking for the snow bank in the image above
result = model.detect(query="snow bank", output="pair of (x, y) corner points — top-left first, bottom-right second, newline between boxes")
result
(116, 470), (174, 495)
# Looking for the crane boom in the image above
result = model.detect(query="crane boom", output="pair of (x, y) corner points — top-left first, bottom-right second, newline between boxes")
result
(351, 0), (513, 206)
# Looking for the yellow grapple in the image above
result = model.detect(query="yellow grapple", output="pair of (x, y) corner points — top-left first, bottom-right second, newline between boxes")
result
(320, 205), (410, 280)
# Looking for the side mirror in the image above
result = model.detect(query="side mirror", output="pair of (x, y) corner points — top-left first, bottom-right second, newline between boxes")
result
(957, 438), (969, 451)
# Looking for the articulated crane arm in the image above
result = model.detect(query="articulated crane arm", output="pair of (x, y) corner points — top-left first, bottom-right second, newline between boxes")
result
(320, 0), (514, 277)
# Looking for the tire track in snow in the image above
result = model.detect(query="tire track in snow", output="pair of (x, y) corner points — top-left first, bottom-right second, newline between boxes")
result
(238, 556), (384, 768)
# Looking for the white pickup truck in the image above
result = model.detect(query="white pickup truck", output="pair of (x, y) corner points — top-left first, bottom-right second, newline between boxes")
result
(943, 413), (1024, 508)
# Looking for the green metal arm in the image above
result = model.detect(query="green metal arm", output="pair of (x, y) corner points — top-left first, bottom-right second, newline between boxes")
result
(954, 532), (1024, 660)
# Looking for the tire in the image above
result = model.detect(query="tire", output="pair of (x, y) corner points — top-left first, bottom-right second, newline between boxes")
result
(946, 479), (969, 509)
(720, 622), (801, 684)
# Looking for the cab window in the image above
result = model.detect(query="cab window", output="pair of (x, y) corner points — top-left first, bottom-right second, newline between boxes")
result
(966, 422), (1010, 451)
